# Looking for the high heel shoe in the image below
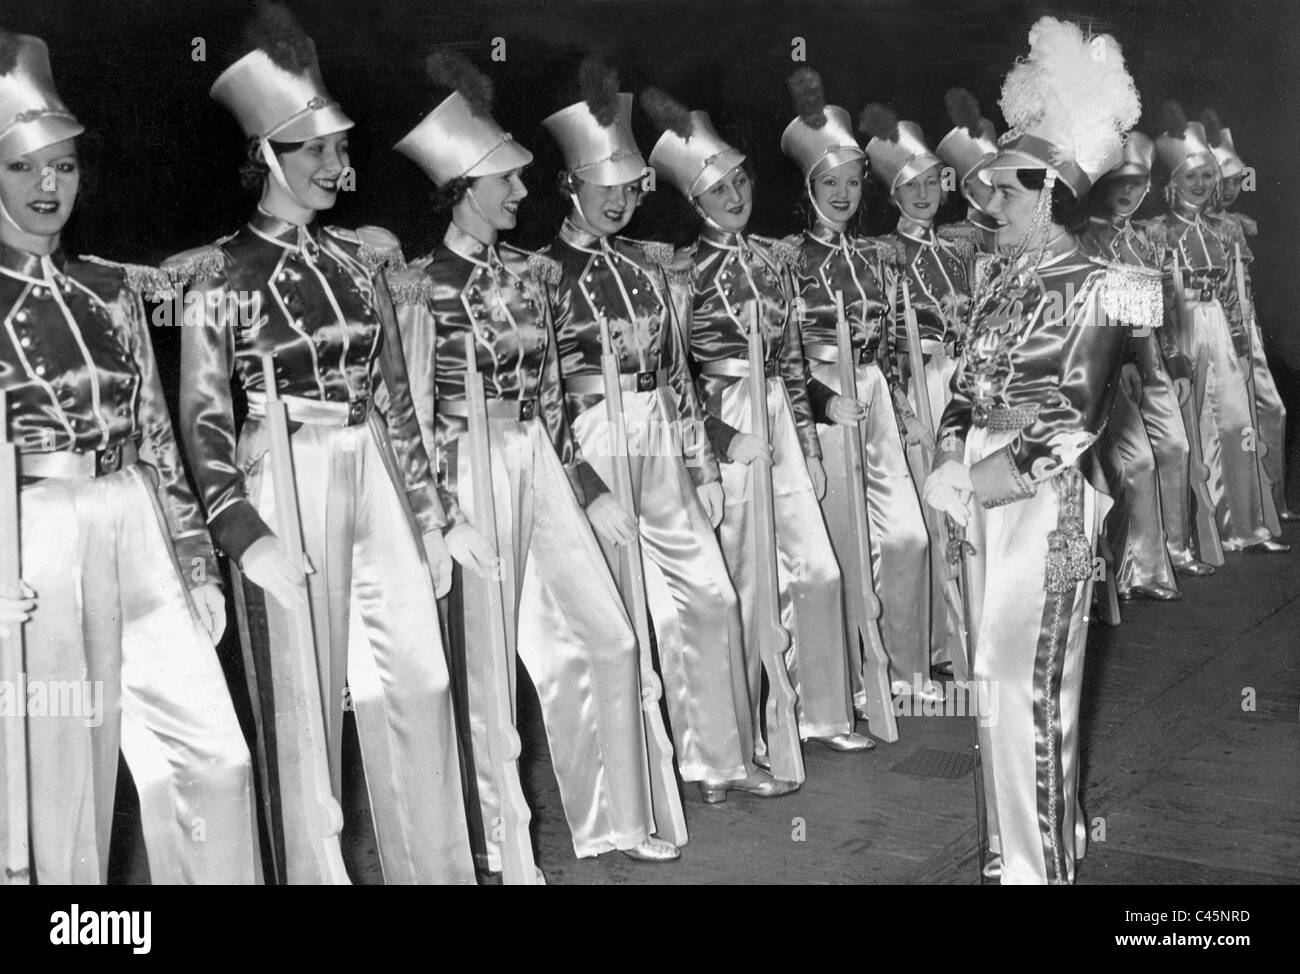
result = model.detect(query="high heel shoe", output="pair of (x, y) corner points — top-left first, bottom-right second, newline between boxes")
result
(811, 731), (875, 752)
(1174, 559), (1215, 577)
(700, 770), (800, 804)
(1119, 583), (1181, 601)
(619, 836), (681, 863)
(1247, 538), (1291, 553)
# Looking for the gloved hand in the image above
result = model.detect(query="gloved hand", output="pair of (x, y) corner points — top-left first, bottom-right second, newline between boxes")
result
(240, 535), (310, 610)
(191, 583), (228, 642)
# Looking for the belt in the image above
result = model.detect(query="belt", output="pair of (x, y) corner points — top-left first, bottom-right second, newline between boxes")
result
(972, 402), (1039, 431)
(803, 343), (874, 366)
(246, 393), (370, 427)
(437, 397), (539, 421)
(699, 358), (779, 379)
(565, 368), (669, 395)
(920, 337), (956, 358)
(20, 439), (140, 480)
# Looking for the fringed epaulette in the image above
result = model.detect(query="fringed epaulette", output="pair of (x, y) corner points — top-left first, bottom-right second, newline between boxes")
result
(759, 235), (803, 275)
(936, 231), (975, 262)
(1232, 213), (1258, 237)
(77, 255), (175, 302)
(161, 243), (228, 289)
(386, 267), (435, 306)
(526, 252), (562, 287)
(872, 236), (906, 268)
(1140, 217), (1169, 254)
(1213, 213), (1247, 248)
(325, 225), (406, 273)
(636, 240), (676, 267)
(631, 238), (696, 286)
(1099, 261), (1164, 332)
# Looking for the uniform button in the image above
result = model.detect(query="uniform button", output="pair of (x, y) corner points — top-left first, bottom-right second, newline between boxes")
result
(19, 335), (31, 348)
(32, 286), (46, 299)
(14, 309), (27, 322)
(34, 364), (47, 376)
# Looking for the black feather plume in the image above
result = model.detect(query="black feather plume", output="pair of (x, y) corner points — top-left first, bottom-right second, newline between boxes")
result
(945, 87), (983, 135)
(788, 68), (827, 129)
(243, 1), (315, 74)
(1160, 100), (1189, 138)
(640, 87), (693, 138)
(579, 54), (620, 127)
(0, 30), (22, 76)
(858, 103), (899, 142)
(425, 48), (493, 117)
(1201, 108), (1225, 147)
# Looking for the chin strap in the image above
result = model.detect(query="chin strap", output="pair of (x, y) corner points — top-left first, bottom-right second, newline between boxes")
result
(0, 195), (28, 236)
(259, 136), (313, 212)
(806, 174), (850, 232)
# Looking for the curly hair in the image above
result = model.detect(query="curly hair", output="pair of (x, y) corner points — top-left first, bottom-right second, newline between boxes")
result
(431, 175), (475, 212)
(238, 136), (307, 192)
(1015, 168), (1090, 234)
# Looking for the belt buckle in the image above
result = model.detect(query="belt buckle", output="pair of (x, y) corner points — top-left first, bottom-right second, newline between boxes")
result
(519, 399), (537, 421)
(97, 444), (120, 476)
(1198, 286), (1214, 303)
(347, 400), (366, 426)
(856, 346), (870, 365)
(636, 371), (655, 392)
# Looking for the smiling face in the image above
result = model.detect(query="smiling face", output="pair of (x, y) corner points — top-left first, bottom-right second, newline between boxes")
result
(894, 164), (943, 224)
(695, 164), (752, 232)
(1173, 160), (1218, 211)
(1103, 174), (1150, 218)
(985, 168), (1046, 249)
(268, 131), (350, 214)
(0, 139), (80, 245)
(453, 167), (528, 241)
(571, 175), (644, 237)
(809, 159), (863, 229)
(1219, 174), (1243, 208)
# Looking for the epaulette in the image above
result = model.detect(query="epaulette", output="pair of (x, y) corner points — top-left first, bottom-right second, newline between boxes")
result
(756, 234), (803, 274)
(631, 239), (676, 267)
(873, 236), (906, 268)
(1099, 260), (1164, 332)
(161, 242), (229, 289)
(325, 225), (406, 273)
(936, 231), (975, 262)
(386, 266), (435, 306)
(630, 238), (697, 286)
(521, 250), (562, 287)
(1215, 213), (1247, 247)
(1140, 217), (1169, 254)
(77, 255), (175, 302)
(1231, 213), (1258, 237)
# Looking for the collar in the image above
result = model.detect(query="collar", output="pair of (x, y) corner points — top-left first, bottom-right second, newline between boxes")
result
(0, 239), (68, 283)
(444, 222), (496, 267)
(895, 213), (937, 245)
(807, 222), (848, 249)
(248, 207), (321, 253)
(700, 223), (745, 251)
(1172, 197), (1206, 225)
(557, 218), (607, 252)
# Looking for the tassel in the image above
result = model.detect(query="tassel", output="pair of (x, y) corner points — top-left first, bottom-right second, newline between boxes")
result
(388, 275), (435, 306)
(162, 246), (227, 287)
(1044, 469), (1092, 594)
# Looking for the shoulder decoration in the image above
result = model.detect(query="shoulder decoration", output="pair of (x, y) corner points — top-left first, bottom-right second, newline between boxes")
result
(874, 236), (906, 268)
(971, 252), (1003, 295)
(764, 236), (803, 274)
(634, 239), (696, 285)
(1234, 213), (1258, 237)
(1140, 217), (1169, 255)
(77, 255), (175, 302)
(937, 232), (975, 262)
(525, 252), (562, 287)
(1099, 261), (1163, 332)
(326, 225), (407, 273)
(636, 240), (675, 267)
(161, 243), (228, 289)
(386, 267), (435, 306)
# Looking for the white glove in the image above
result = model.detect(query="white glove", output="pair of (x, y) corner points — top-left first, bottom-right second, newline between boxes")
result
(445, 522), (501, 579)
(698, 481), (725, 528)
(0, 580), (36, 639)
(806, 458), (827, 500)
(423, 530), (454, 597)
(923, 460), (975, 527)
(240, 535), (310, 609)
(586, 493), (637, 547)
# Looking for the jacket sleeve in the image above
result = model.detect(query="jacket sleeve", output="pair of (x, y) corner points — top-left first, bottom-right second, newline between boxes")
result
(775, 261), (822, 461)
(660, 264), (721, 485)
(173, 252), (275, 564)
(371, 267), (447, 535)
(122, 281), (220, 588)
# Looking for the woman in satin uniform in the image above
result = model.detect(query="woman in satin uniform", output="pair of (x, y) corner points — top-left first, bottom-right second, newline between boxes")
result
(0, 32), (256, 884)
(1204, 110), (1296, 523)
(540, 62), (791, 803)
(643, 87), (870, 759)
(925, 18), (1153, 884)
(166, 9), (475, 884)
(778, 69), (932, 712)
(860, 105), (971, 682)
(1082, 134), (1205, 597)
(390, 52), (678, 865)
(1147, 102), (1287, 553)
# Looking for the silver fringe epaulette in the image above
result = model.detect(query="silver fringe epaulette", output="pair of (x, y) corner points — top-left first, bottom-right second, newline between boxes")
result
(78, 255), (176, 302)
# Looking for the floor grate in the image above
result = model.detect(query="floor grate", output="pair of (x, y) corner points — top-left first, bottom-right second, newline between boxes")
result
(890, 747), (976, 779)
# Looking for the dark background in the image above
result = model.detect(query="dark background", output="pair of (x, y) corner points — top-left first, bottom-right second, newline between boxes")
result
(7, 0), (1298, 453)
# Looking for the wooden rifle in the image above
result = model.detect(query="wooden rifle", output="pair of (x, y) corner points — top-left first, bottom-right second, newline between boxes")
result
(597, 316), (687, 846)
(832, 292), (896, 743)
(0, 395), (30, 885)
(946, 516), (988, 884)
(1170, 255), (1226, 566)
(462, 335), (538, 884)
(747, 305), (805, 784)
(1233, 242), (1281, 534)
(258, 354), (350, 884)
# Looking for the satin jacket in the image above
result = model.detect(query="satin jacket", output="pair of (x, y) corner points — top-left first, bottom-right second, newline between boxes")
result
(167, 210), (441, 562)
(937, 246), (1161, 505)
(544, 220), (719, 485)
(391, 224), (605, 527)
(1081, 215), (1170, 382)
(0, 242), (215, 582)
(686, 226), (821, 461)
(881, 215), (974, 353)
(1145, 202), (1253, 366)
(787, 224), (911, 423)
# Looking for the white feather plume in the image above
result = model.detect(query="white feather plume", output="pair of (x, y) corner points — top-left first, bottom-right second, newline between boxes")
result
(999, 17), (1141, 178)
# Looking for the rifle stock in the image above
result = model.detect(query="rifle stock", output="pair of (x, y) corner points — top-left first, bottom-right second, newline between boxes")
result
(597, 317), (687, 846)
(832, 292), (897, 743)
(1170, 256), (1226, 566)
(257, 354), (350, 885)
(747, 306), (805, 784)
(462, 334), (538, 884)
(0, 395), (31, 884)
